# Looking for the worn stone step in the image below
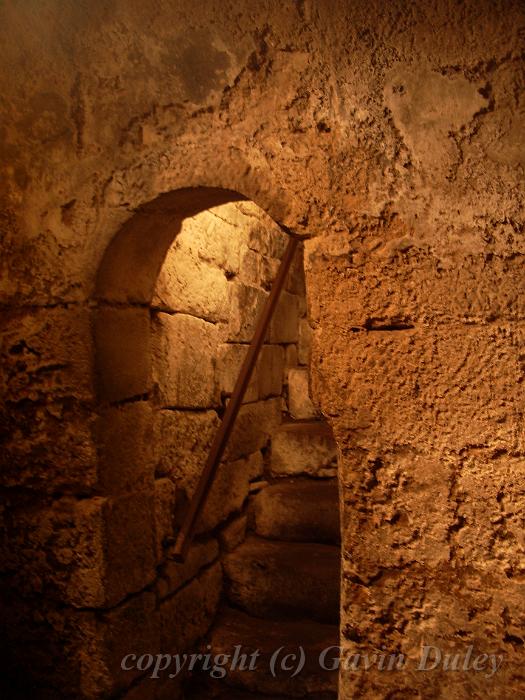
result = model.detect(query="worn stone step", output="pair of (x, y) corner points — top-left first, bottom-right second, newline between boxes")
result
(223, 536), (340, 623)
(252, 478), (340, 544)
(194, 606), (339, 698)
(270, 421), (338, 478)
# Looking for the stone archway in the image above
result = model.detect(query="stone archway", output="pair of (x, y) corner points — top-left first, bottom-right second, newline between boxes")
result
(92, 185), (341, 698)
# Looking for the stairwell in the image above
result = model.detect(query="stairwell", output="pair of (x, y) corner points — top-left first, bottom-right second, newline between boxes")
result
(187, 422), (341, 699)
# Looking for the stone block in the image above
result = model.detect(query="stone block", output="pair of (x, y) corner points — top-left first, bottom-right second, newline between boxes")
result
(269, 291), (299, 343)
(270, 421), (338, 477)
(153, 247), (230, 322)
(154, 478), (177, 561)
(252, 479), (340, 544)
(217, 343), (258, 402)
(0, 491), (156, 609)
(197, 456), (252, 533)
(103, 490), (157, 607)
(176, 207), (242, 275)
(157, 539), (219, 599)
(228, 282), (268, 342)
(0, 496), (106, 608)
(246, 450), (264, 481)
(1, 306), (93, 403)
(156, 409), (220, 493)
(97, 401), (156, 495)
(95, 306), (151, 402)
(257, 344), (285, 398)
(160, 562), (222, 651)
(298, 318), (313, 365)
(259, 255), (280, 289)
(225, 398), (281, 461)
(100, 591), (160, 695)
(287, 367), (319, 419)
(286, 244), (306, 295)
(0, 398), (98, 493)
(219, 515), (248, 552)
(238, 247), (260, 285)
(152, 313), (219, 408)
(207, 608), (338, 697)
(285, 343), (298, 367)
(224, 537), (339, 623)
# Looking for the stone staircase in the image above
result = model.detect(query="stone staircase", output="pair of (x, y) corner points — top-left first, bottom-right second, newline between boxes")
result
(186, 475), (341, 699)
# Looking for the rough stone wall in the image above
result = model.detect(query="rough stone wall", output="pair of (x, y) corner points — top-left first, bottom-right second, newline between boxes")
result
(1, 0), (524, 698)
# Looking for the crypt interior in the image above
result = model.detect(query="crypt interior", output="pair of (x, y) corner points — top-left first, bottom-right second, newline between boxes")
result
(0, 1), (524, 699)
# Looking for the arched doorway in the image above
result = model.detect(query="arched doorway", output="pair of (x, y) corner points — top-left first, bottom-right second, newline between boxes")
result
(93, 187), (341, 699)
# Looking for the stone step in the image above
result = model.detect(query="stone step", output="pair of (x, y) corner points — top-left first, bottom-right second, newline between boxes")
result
(223, 536), (340, 623)
(270, 421), (338, 478)
(191, 607), (339, 698)
(251, 478), (340, 544)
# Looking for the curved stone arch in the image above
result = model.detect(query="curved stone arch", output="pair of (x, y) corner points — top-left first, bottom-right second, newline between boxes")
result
(91, 183), (303, 608)
(93, 184), (296, 403)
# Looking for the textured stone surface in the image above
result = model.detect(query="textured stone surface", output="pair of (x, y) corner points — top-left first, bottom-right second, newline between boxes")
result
(287, 367), (319, 419)
(1, 1), (524, 697)
(225, 398), (282, 461)
(203, 607), (338, 697)
(95, 306), (152, 402)
(228, 282), (268, 342)
(156, 409), (220, 487)
(157, 539), (219, 599)
(160, 563), (222, 651)
(224, 536), (340, 623)
(216, 343), (258, 402)
(270, 421), (338, 477)
(218, 514), (248, 552)
(252, 478), (340, 544)
(153, 248), (230, 322)
(152, 313), (219, 408)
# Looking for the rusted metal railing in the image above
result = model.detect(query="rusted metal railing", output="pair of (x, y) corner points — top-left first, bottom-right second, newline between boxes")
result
(173, 230), (300, 562)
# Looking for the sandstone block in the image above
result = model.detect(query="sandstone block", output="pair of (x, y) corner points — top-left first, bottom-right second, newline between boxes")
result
(269, 291), (299, 343)
(228, 282), (268, 342)
(298, 317), (313, 365)
(152, 313), (219, 408)
(225, 398), (281, 461)
(197, 456), (252, 533)
(97, 401), (156, 495)
(286, 244), (306, 295)
(285, 343), (298, 367)
(154, 478), (177, 560)
(160, 562), (222, 651)
(156, 409), (220, 492)
(1, 306), (93, 403)
(287, 367), (319, 419)
(246, 450), (264, 481)
(0, 399), (98, 493)
(238, 247), (260, 285)
(219, 515), (248, 552)
(270, 421), (338, 477)
(257, 344), (284, 398)
(95, 306), (151, 402)
(224, 536), (340, 623)
(259, 255), (280, 289)
(253, 478), (340, 544)
(154, 247), (229, 322)
(0, 491), (156, 609)
(100, 591), (160, 695)
(103, 490), (157, 607)
(207, 608), (338, 697)
(176, 207), (242, 275)
(217, 343), (258, 402)
(157, 539), (219, 599)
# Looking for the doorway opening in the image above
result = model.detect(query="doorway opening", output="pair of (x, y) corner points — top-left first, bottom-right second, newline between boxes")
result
(94, 188), (341, 699)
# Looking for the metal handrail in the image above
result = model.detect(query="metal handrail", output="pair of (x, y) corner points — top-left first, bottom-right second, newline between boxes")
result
(173, 230), (300, 561)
